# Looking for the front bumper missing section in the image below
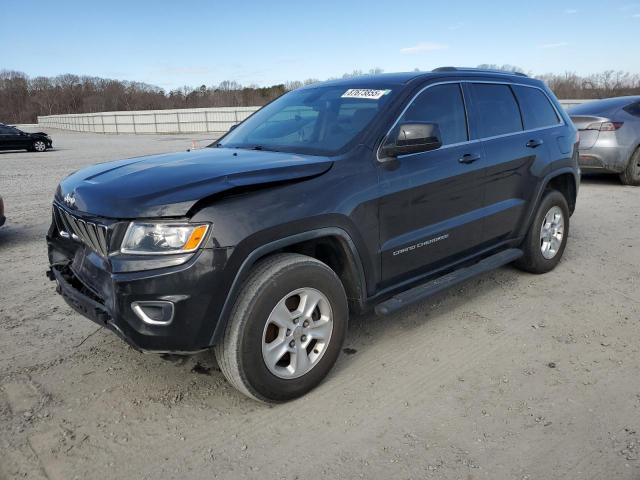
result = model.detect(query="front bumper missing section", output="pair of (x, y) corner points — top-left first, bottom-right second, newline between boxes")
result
(47, 265), (139, 350)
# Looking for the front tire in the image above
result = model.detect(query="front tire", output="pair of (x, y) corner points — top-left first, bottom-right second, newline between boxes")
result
(214, 253), (348, 403)
(514, 190), (570, 274)
(32, 140), (47, 152)
(619, 147), (640, 186)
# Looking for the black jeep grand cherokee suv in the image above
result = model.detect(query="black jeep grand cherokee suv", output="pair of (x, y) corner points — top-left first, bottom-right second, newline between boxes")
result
(47, 68), (579, 402)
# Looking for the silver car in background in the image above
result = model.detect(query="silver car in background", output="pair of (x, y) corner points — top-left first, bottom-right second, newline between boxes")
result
(569, 96), (640, 185)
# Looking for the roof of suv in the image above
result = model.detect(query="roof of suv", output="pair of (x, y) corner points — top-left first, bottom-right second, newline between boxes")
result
(312, 67), (539, 89)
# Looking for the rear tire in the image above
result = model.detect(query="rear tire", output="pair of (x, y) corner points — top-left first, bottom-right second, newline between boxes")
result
(619, 147), (640, 186)
(514, 190), (570, 274)
(214, 253), (348, 403)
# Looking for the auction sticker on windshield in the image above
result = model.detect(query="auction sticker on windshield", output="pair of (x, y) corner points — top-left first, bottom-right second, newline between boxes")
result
(341, 89), (390, 100)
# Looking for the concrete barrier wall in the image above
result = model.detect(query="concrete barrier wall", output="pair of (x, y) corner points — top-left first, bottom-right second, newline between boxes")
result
(38, 106), (261, 135)
(559, 99), (589, 110)
(38, 100), (589, 135)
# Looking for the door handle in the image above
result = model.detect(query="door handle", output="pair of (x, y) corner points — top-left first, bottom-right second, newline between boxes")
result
(458, 153), (481, 164)
(526, 139), (544, 148)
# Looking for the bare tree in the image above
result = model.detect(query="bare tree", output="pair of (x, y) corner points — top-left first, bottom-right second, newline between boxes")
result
(2, 68), (639, 124)
(477, 64), (525, 73)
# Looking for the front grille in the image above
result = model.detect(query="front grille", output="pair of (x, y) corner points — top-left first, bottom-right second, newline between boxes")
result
(53, 204), (110, 257)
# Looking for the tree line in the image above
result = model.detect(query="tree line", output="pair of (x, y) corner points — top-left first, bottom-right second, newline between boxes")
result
(478, 64), (640, 100)
(1, 67), (639, 124)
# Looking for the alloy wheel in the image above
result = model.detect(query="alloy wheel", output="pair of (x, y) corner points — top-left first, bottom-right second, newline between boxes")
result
(261, 287), (333, 379)
(539, 206), (564, 259)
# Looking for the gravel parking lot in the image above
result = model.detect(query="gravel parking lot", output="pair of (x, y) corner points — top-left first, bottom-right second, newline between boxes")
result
(1, 129), (639, 480)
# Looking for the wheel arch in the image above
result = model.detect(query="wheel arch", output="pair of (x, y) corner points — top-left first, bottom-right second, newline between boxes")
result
(546, 171), (578, 215)
(516, 168), (579, 240)
(210, 227), (367, 345)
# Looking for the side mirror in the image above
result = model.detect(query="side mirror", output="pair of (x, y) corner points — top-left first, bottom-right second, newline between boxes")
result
(381, 122), (443, 158)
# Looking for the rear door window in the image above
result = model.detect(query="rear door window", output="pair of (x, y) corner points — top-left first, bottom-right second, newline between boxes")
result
(397, 83), (468, 145)
(513, 85), (561, 129)
(470, 83), (523, 138)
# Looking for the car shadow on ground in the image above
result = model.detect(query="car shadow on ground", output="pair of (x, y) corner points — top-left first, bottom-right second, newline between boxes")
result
(47, 266), (508, 408)
(580, 173), (624, 186)
(0, 149), (60, 154)
(88, 263), (511, 405)
(330, 266), (513, 376)
(0, 221), (50, 247)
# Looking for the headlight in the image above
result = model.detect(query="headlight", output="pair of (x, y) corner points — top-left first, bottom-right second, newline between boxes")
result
(120, 222), (209, 255)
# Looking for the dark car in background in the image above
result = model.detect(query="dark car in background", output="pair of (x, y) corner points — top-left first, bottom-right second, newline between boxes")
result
(0, 123), (52, 152)
(0, 195), (5, 227)
(569, 96), (640, 185)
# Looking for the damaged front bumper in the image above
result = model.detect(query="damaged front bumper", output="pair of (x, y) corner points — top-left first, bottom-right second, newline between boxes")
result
(47, 231), (231, 353)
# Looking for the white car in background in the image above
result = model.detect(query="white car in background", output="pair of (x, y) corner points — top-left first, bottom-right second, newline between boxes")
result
(569, 96), (640, 185)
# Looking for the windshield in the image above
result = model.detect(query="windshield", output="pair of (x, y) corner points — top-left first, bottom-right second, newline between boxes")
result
(216, 85), (396, 156)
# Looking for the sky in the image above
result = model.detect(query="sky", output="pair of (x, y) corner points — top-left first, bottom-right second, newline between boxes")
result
(1, 0), (639, 90)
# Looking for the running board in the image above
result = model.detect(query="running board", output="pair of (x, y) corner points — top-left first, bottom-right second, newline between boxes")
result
(374, 248), (523, 315)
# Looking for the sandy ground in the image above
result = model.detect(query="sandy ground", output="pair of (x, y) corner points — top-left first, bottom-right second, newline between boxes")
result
(0, 129), (639, 480)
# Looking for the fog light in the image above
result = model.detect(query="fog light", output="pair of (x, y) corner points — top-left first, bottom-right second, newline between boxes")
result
(131, 301), (174, 325)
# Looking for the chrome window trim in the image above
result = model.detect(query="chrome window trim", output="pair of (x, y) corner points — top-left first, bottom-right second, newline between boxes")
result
(459, 82), (471, 142)
(377, 79), (565, 162)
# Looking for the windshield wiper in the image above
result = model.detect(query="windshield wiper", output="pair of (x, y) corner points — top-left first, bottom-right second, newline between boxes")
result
(246, 145), (280, 152)
(217, 144), (281, 152)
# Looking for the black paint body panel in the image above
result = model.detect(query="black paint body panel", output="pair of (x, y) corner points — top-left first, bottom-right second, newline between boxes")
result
(47, 71), (579, 352)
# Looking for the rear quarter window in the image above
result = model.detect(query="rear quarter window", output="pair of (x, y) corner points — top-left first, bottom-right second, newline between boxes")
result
(470, 83), (523, 138)
(513, 85), (561, 129)
(623, 102), (640, 117)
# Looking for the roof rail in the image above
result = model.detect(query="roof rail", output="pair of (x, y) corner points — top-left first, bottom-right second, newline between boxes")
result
(432, 67), (528, 77)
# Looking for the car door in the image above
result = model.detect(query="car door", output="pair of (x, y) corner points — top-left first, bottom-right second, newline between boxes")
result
(377, 82), (486, 287)
(6, 127), (32, 149)
(11, 127), (32, 149)
(466, 82), (551, 246)
(0, 125), (20, 149)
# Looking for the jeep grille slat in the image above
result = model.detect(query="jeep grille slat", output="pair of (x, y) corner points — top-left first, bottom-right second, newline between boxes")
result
(77, 219), (95, 249)
(97, 225), (109, 254)
(66, 212), (89, 246)
(71, 216), (89, 243)
(53, 205), (109, 257)
(63, 211), (82, 240)
(86, 222), (103, 253)
(56, 208), (76, 240)
(52, 206), (68, 238)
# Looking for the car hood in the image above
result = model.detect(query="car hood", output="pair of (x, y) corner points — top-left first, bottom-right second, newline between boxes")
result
(56, 147), (333, 218)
